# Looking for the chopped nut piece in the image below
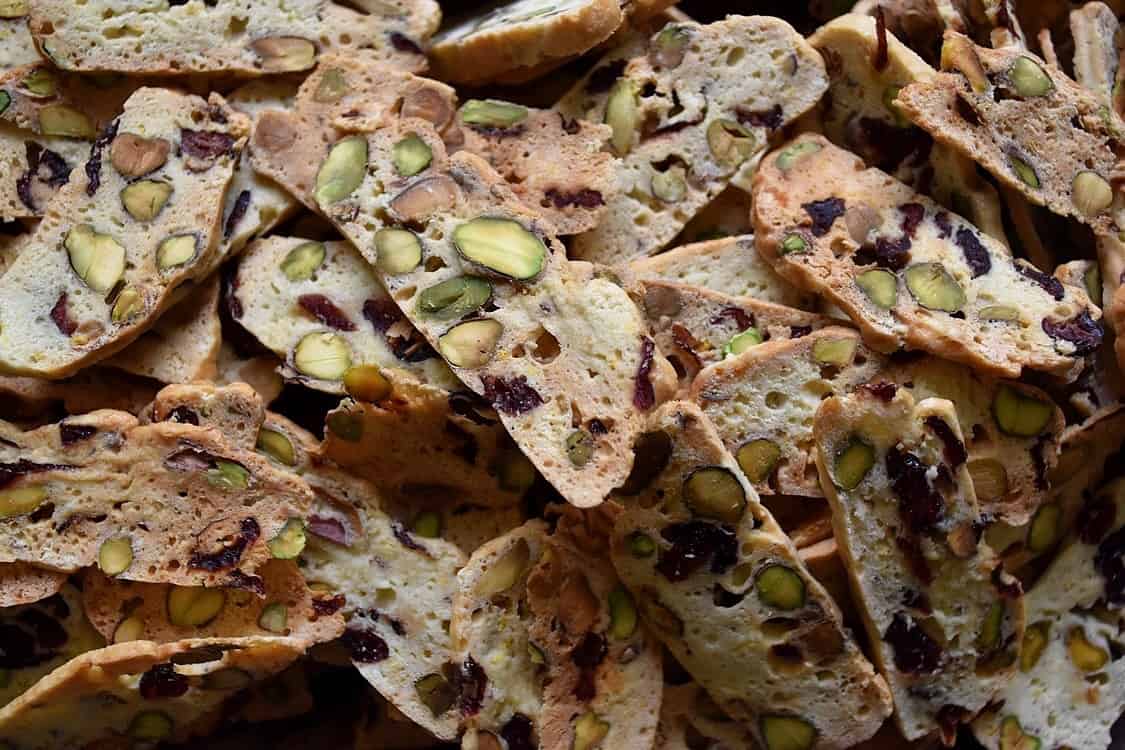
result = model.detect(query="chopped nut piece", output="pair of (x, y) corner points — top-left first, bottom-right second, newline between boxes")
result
(566, 429), (595, 467)
(120, 180), (173, 222)
(0, 91), (9, 115)
(374, 228), (423, 274)
(388, 175), (461, 222)
(313, 136), (367, 207)
(128, 711), (173, 740)
(608, 587), (637, 639)
(402, 87), (454, 130)
(415, 673), (457, 716)
(39, 105), (94, 138)
(114, 616), (143, 643)
(605, 79), (639, 156)
(252, 37), (317, 73)
(1026, 503), (1060, 553)
(683, 466), (746, 523)
(110, 134), (171, 178)
(967, 459), (1008, 502)
(781, 233), (809, 255)
(776, 141), (822, 173)
(999, 716), (1041, 750)
(834, 439), (875, 490)
(452, 217), (547, 280)
(707, 119), (756, 167)
(438, 319), (503, 369)
(155, 234), (198, 271)
(97, 536), (133, 576)
(977, 602), (1003, 650)
(280, 241), (326, 282)
(1008, 153), (1040, 189)
(1020, 622), (1048, 672)
(392, 133), (433, 177)
(652, 167), (687, 203)
(628, 532), (655, 558)
(313, 68), (348, 103)
(812, 337), (857, 366)
(497, 449), (536, 493)
(111, 287), (144, 324)
(267, 518), (307, 559)
(856, 269), (898, 309)
(737, 438), (781, 483)
(650, 25), (690, 68)
(293, 332), (352, 380)
(1083, 264), (1102, 307)
(1066, 626), (1108, 672)
(65, 225), (126, 293)
(992, 386), (1052, 437)
(724, 327), (763, 357)
(207, 460), (249, 490)
(904, 263), (966, 312)
(0, 485), (47, 518)
(1008, 57), (1053, 97)
(573, 711), (611, 750)
(343, 365), (391, 402)
(412, 511), (442, 538)
(477, 538), (529, 596)
(756, 565), (807, 610)
(166, 585), (225, 627)
(460, 99), (528, 129)
(1071, 171), (1113, 217)
(257, 602), (288, 633)
(941, 34), (990, 93)
(256, 428), (296, 466)
(979, 305), (1020, 321)
(21, 68), (55, 97)
(417, 276), (492, 320)
(760, 715), (817, 750)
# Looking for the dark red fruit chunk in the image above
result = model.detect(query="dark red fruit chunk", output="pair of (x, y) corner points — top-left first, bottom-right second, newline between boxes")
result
(501, 714), (535, 750)
(391, 521), (427, 553)
(936, 705), (970, 746)
(863, 381), (897, 402)
(854, 235), (911, 270)
(710, 307), (754, 330)
(737, 103), (783, 130)
(633, 337), (656, 411)
(873, 7), (888, 70)
(50, 293), (77, 336)
(571, 632), (607, 669)
(482, 375), (545, 416)
(790, 325), (813, 338)
(85, 120), (118, 197)
(1095, 526), (1125, 605)
(457, 657), (488, 715)
(543, 188), (604, 209)
(1015, 261), (1064, 300)
(1042, 312), (1103, 356)
(884, 612), (941, 674)
(802, 197), (846, 237)
(307, 515), (349, 546)
(223, 189), (250, 239)
(934, 211), (952, 238)
(139, 662), (189, 700)
(59, 423), (97, 445)
(188, 518), (260, 572)
(899, 203), (925, 237)
(298, 294), (356, 331)
(17, 142), (71, 211)
(923, 416), (967, 467)
(312, 593), (346, 616)
(886, 447), (945, 534)
(342, 627), (390, 663)
(225, 569), (264, 594)
(954, 227), (990, 277)
(180, 129), (235, 161)
(0, 459), (72, 489)
(656, 521), (738, 582)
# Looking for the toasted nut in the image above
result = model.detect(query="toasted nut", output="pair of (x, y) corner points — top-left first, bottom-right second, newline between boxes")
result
(628, 532), (656, 558)
(374, 228), (423, 274)
(574, 712), (611, 750)
(566, 429), (595, 467)
(252, 36), (317, 72)
(756, 565), (806, 610)
(439, 319), (502, 368)
(707, 119), (755, 167)
(639, 596), (684, 636)
(460, 99), (528, 128)
(608, 587), (638, 639)
(941, 34), (990, 93)
(0, 485), (46, 518)
(207, 460), (250, 490)
(0, 91), (9, 115)
(652, 166), (687, 203)
(498, 449), (536, 493)
(683, 466), (746, 523)
(1084, 264), (1102, 307)
(856, 269), (898, 309)
(258, 602), (288, 634)
(761, 715), (816, 750)
(882, 85), (910, 126)
(1008, 153), (1040, 189)
(156, 234), (198, 271)
(389, 175), (460, 222)
(528, 642), (546, 665)
(415, 673), (457, 717)
(21, 68), (55, 97)
(967, 458), (1008, 502)
(834, 438), (874, 490)
(110, 134), (171, 178)
(98, 536), (133, 576)
(780, 233), (809, 255)
(280, 241), (326, 282)
(723, 327), (763, 357)
(980, 305), (1020, 321)
(111, 286), (144, 324)
(0, 0), (28, 18)
(268, 518), (307, 559)
(314, 136), (367, 207)
(403, 86), (455, 130)
(845, 204), (882, 243)
(812, 337), (857, 366)
(453, 217), (547, 280)
(326, 412), (363, 442)
(412, 511), (442, 538)
(1066, 626), (1108, 672)
(992, 386), (1052, 437)
(65, 225), (125, 293)
(1009, 56), (1053, 97)
(605, 79), (638, 156)
(313, 68), (348, 103)
(200, 668), (253, 691)
(999, 716), (1041, 750)
(776, 141), (822, 173)
(977, 602), (1003, 650)
(1026, 503), (1060, 553)
(477, 538), (529, 596)
(257, 428), (297, 466)
(392, 134), (433, 177)
(113, 616), (143, 643)
(417, 276), (492, 319)
(1072, 171), (1113, 216)
(1020, 622), (1048, 672)
(128, 711), (173, 740)
(120, 180), (172, 222)
(737, 438), (781, 483)
(167, 586), (225, 627)
(38, 105), (94, 138)
(294, 332), (352, 380)
(650, 25), (689, 68)
(344, 365), (391, 402)
(904, 262), (966, 312)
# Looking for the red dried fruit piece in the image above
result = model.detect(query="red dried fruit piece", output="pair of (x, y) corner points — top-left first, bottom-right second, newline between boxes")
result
(899, 203), (925, 236)
(188, 517), (260, 572)
(633, 337), (657, 411)
(884, 612), (941, 674)
(923, 416), (967, 467)
(342, 627), (390, 663)
(1015, 261), (1064, 300)
(543, 188), (604, 209)
(59, 423), (97, 445)
(655, 521), (738, 582)
(298, 294), (356, 331)
(483, 375), (544, 416)
(50, 293), (77, 336)
(85, 120), (119, 197)
(223, 189), (251, 239)
(737, 103), (783, 130)
(307, 515), (349, 546)
(802, 197), (846, 237)
(953, 227), (990, 277)
(139, 663), (189, 700)
(887, 447), (946, 534)
(457, 657), (488, 715)
(1042, 312), (1103, 356)
(180, 129), (235, 161)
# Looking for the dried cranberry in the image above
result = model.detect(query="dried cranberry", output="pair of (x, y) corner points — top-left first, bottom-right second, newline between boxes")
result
(737, 104), (783, 130)
(17, 142), (71, 211)
(790, 325), (813, 338)
(391, 521), (427, 553)
(388, 31), (422, 54)
(543, 188), (604, 209)
(884, 612), (941, 674)
(0, 459), (72, 489)
(86, 120), (118, 197)
(1095, 526), (1125, 605)
(50, 293), (77, 336)
(710, 307), (754, 330)
(633, 337), (656, 411)
(59, 423), (97, 445)
(571, 632), (607, 669)
(225, 569), (264, 594)
(899, 203), (925, 237)
(223, 189), (250, 239)
(923, 416), (967, 467)
(166, 406), (199, 426)
(342, 627), (390, 663)
(873, 7), (888, 70)
(954, 227), (990, 277)
(887, 447), (945, 534)
(312, 594), (346, 616)
(586, 60), (627, 94)
(188, 518), (260, 572)
(588, 419), (608, 435)
(139, 663), (189, 700)
(457, 657), (488, 715)
(307, 515), (349, 546)
(934, 211), (953, 238)
(1015, 261), (1064, 300)
(1077, 496), (1116, 544)
(802, 197), (846, 237)
(1042, 312), (1103, 356)
(180, 129), (235, 161)
(863, 381), (897, 402)
(501, 714), (535, 750)
(298, 294), (356, 331)
(855, 235), (911, 270)
(656, 521), (738, 582)
(482, 375), (544, 416)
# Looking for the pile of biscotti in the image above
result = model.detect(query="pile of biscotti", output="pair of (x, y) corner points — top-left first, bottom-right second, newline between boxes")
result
(0, 0), (1123, 748)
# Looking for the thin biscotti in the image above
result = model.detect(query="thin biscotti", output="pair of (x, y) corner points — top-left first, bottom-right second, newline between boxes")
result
(814, 386), (1025, 741)
(26, 0), (439, 75)
(0, 88), (249, 378)
(234, 236), (457, 394)
(692, 327), (886, 497)
(896, 32), (1125, 234)
(753, 134), (1102, 379)
(609, 401), (893, 750)
(557, 16), (828, 264)
(972, 477), (1125, 750)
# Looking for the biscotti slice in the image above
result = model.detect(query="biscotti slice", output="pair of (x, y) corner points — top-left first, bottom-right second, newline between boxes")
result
(809, 14), (1006, 244)
(813, 386), (1025, 741)
(81, 559), (344, 648)
(0, 121), (88, 220)
(628, 234), (815, 308)
(234, 236), (457, 394)
(692, 326), (886, 497)
(753, 133), (1102, 379)
(879, 355), (1064, 524)
(429, 0), (623, 84)
(27, 0), (438, 75)
(896, 32), (1125, 234)
(609, 400), (893, 750)
(655, 682), (756, 750)
(0, 6), (40, 69)
(0, 584), (104, 708)
(0, 412), (313, 589)
(0, 635), (305, 747)
(640, 279), (833, 390)
(0, 87), (249, 378)
(972, 477), (1125, 750)
(0, 561), (65, 606)
(455, 98), (616, 235)
(255, 116), (667, 509)
(556, 16), (828, 264)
